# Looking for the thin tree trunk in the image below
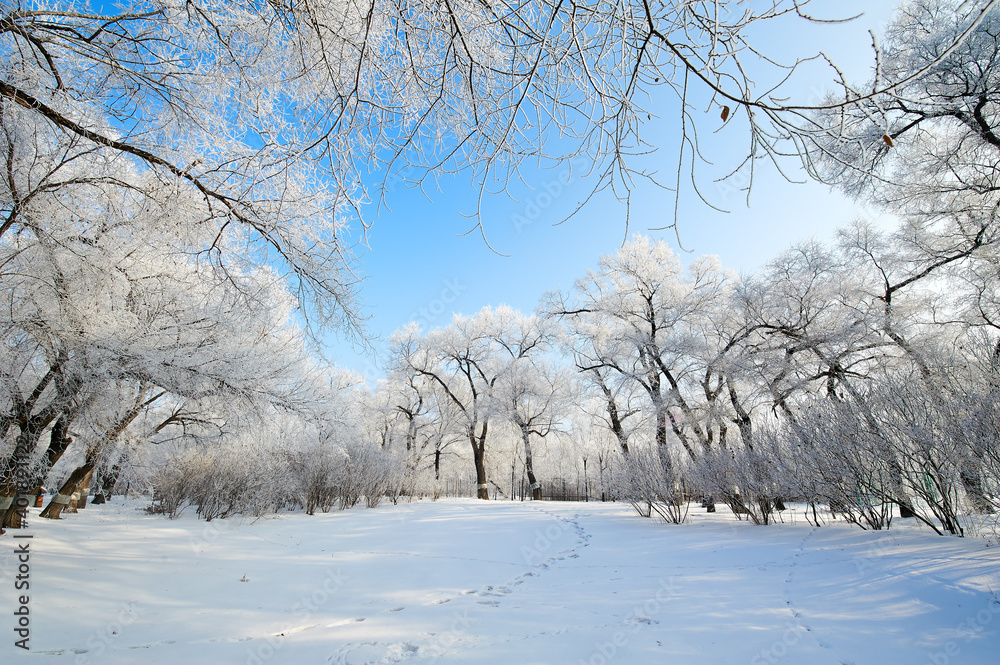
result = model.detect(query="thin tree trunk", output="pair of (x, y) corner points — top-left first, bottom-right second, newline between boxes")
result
(519, 424), (542, 500)
(471, 421), (489, 500)
(0, 491), (31, 529)
(960, 468), (994, 514)
(594, 372), (630, 456)
(728, 380), (753, 449)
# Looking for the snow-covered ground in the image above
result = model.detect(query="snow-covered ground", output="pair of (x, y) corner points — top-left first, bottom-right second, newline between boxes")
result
(2, 499), (999, 665)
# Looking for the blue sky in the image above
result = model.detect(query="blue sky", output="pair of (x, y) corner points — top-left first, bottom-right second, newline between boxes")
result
(323, 1), (902, 381)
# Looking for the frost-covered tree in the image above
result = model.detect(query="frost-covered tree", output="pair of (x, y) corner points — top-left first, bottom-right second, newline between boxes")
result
(1, 3), (363, 331)
(391, 307), (546, 499)
(739, 241), (883, 414)
(494, 340), (567, 500)
(811, 0), (1000, 221)
(363, 370), (464, 497)
(0, 151), (317, 526)
(554, 304), (644, 458)
(548, 237), (734, 463)
(6, 0), (984, 252)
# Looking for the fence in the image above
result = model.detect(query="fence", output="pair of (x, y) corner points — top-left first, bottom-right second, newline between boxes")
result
(424, 475), (609, 502)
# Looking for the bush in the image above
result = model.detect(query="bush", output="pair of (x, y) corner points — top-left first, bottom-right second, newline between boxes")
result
(147, 433), (405, 521)
(611, 447), (689, 524)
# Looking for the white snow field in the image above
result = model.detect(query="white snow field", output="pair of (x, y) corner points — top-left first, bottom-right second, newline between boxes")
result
(2, 499), (999, 665)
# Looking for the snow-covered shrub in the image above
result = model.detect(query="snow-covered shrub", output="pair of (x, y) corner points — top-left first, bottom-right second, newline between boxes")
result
(788, 403), (900, 531)
(144, 416), (407, 520)
(611, 447), (689, 524)
(353, 439), (405, 508)
(287, 440), (348, 515)
(958, 387), (1000, 541)
(693, 428), (789, 526)
(327, 438), (405, 510)
(147, 454), (194, 518)
(872, 380), (969, 536)
(197, 445), (292, 520)
(148, 444), (293, 521)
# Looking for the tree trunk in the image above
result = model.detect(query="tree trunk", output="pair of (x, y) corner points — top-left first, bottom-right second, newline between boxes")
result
(0, 358), (77, 528)
(595, 372), (630, 456)
(41, 416), (75, 476)
(650, 391), (677, 475)
(24, 415), (76, 500)
(38, 389), (158, 518)
(471, 422), (489, 500)
(404, 412), (417, 452)
(41, 461), (95, 519)
(2, 424), (54, 528)
(961, 468), (995, 514)
(74, 468), (95, 509)
(897, 500), (916, 518)
(0, 485), (17, 528)
(90, 460), (123, 505)
(728, 381), (753, 449)
(0, 491), (31, 529)
(519, 424), (542, 500)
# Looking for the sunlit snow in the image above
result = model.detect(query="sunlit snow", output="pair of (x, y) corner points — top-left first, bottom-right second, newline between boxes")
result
(4, 499), (998, 665)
